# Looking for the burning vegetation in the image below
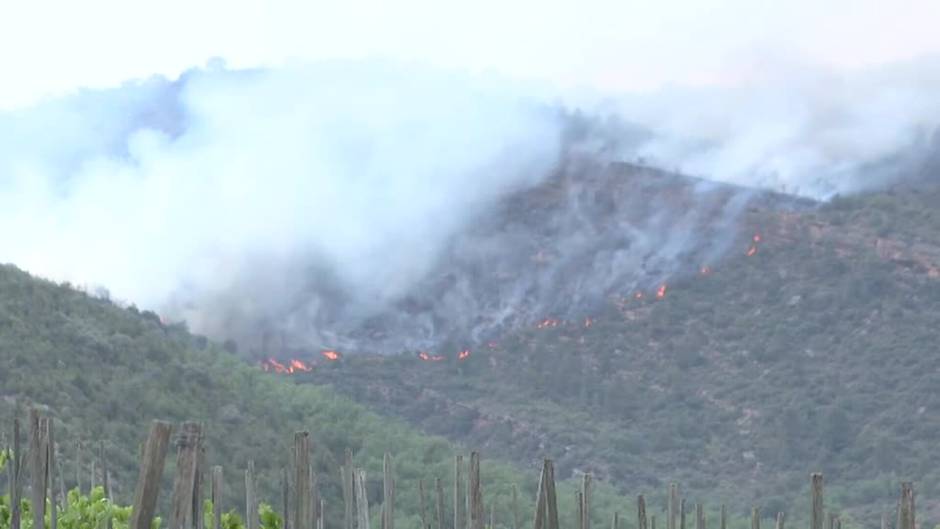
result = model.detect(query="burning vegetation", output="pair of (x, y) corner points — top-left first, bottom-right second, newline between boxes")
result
(260, 231), (767, 375)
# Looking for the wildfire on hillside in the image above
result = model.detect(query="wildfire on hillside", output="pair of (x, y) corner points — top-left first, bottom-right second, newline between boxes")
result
(656, 284), (668, 299)
(747, 233), (762, 256)
(260, 230), (768, 375)
(261, 357), (313, 374)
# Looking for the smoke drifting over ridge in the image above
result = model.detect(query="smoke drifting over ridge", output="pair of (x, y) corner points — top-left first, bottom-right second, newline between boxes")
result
(611, 57), (940, 198)
(0, 59), (938, 356)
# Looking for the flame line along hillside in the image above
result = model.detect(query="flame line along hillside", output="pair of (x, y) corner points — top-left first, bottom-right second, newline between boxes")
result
(298, 180), (940, 522)
(256, 229), (768, 375)
(205, 160), (814, 361)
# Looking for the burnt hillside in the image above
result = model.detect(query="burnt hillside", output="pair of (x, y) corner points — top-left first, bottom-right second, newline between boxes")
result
(297, 172), (940, 523)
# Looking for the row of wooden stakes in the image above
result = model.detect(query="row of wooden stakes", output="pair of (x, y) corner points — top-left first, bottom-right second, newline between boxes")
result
(3, 414), (922, 529)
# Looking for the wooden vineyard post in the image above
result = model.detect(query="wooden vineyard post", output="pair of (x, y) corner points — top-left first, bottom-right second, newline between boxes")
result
(543, 461), (559, 529)
(899, 482), (915, 529)
(881, 513), (887, 529)
(436, 478), (446, 529)
(170, 422), (203, 529)
(455, 456), (464, 529)
(55, 442), (67, 510)
(469, 453), (483, 529)
(611, 512), (619, 529)
(581, 475), (592, 529)
(719, 506), (726, 529)
(9, 417), (21, 529)
(774, 513), (783, 529)
(383, 453), (395, 529)
(29, 410), (48, 529)
(195, 432), (207, 529)
(294, 432), (313, 529)
(668, 484), (678, 529)
(751, 508), (760, 529)
(130, 421), (173, 529)
(355, 470), (371, 529)
(76, 440), (84, 494)
(48, 419), (58, 529)
(101, 441), (113, 529)
(680, 500), (686, 529)
(283, 467), (291, 529)
(512, 484), (521, 529)
(695, 504), (704, 529)
(577, 493), (584, 529)
(811, 474), (823, 529)
(637, 496), (647, 529)
(419, 480), (429, 529)
(312, 469), (320, 529)
(318, 498), (325, 529)
(533, 464), (546, 529)
(212, 466), (224, 529)
(343, 450), (354, 529)
(246, 461), (259, 529)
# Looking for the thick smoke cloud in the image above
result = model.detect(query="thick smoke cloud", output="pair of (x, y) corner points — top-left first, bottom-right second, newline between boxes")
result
(0, 62), (562, 346)
(610, 57), (940, 198)
(2, 57), (939, 355)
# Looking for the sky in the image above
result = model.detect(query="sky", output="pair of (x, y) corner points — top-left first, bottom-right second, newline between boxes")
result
(2, 0), (940, 108)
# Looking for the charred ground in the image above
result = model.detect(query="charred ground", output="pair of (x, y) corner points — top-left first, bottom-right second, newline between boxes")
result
(297, 169), (940, 522)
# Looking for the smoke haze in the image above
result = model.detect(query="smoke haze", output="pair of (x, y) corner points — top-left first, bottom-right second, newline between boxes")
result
(1, 58), (938, 354)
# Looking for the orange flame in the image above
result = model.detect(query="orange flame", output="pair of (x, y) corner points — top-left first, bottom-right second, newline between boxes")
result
(288, 359), (313, 373)
(700, 266), (711, 275)
(747, 233), (761, 256)
(536, 318), (560, 329)
(261, 358), (287, 373)
(584, 317), (593, 328)
(418, 352), (445, 362)
(457, 350), (470, 360)
(261, 358), (312, 374)
(656, 284), (667, 299)
(321, 350), (341, 361)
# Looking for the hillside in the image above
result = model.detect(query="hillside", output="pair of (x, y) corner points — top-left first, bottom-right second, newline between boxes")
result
(297, 179), (940, 525)
(2, 165), (937, 529)
(0, 264), (641, 529)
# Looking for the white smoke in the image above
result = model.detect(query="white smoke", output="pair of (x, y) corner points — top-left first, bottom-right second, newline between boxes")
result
(607, 56), (940, 198)
(2, 56), (939, 353)
(0, 61), (562, 331)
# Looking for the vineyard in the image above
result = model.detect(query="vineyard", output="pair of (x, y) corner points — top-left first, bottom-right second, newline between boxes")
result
(0, 411), (924, 529)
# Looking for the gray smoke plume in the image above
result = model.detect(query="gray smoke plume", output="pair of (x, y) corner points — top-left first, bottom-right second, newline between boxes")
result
(0, 61), (563, 352)
(1, 58), (937, 357)
(607, 56), (940, 198)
